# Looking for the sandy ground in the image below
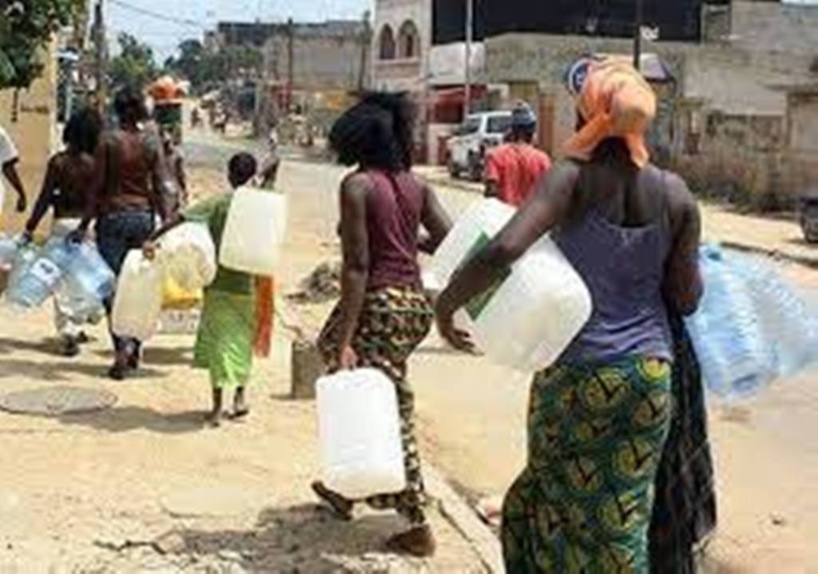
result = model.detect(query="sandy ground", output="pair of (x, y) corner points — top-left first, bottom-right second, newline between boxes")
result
(1, 137), (815, 572)
(277, 157), (818, 573)
(0, 157), (485, 572)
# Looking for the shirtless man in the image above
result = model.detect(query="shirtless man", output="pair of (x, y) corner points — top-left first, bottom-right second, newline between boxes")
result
(74, 86), (175, 380)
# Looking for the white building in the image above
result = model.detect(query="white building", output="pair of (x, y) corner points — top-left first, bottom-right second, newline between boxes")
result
(372, 0), (431, 94)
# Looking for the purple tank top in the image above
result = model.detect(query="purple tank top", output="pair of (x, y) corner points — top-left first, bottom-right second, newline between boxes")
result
(554, 192), (673, 364)
(362, 170), (424, 290)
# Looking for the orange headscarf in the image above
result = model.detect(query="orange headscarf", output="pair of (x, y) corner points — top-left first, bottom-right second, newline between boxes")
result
(563, 58), (657, 167)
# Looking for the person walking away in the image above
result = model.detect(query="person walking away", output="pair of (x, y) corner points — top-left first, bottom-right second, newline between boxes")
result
(24, 108), (104, 357)
(144, 153), (272, 427)
(257, 128), (281, 190)
(0, 124), (29, 216)
(73, 86), (175, 380)
(161, 127), (188, 212)
(435, 59), (703, 572)
(309, 93), (452, 558)
(484, 102), (552, 207)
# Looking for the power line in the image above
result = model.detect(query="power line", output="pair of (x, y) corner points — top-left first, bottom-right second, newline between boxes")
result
(108, 0), (204, 29)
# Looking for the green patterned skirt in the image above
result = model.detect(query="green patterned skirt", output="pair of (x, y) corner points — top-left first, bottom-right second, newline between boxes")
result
(194, 289), (255, 390)
(318, 286), (434, 525)
(502, 357), (673, 573)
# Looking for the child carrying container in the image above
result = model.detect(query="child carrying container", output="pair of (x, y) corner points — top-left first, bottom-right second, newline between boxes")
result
(145, 153), (274, 427)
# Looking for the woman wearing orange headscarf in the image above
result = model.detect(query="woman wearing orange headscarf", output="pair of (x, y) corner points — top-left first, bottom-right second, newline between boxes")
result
(435, 59), (703, 572)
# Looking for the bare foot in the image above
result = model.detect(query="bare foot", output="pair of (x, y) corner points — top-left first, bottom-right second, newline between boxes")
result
(205, 411), (224, 428)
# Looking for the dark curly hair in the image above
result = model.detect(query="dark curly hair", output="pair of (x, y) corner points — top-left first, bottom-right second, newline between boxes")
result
(114, 85), (148, 124)
(329, 92), (416, 172)
(63, 107), (103, 155)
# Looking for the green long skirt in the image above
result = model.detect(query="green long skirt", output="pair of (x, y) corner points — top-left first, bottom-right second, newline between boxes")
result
(194, 289), (254, 389)
(502, 357), (673, 573)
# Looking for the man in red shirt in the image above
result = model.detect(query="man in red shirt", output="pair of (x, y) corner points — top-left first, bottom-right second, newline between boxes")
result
(484, 103), (552, 207)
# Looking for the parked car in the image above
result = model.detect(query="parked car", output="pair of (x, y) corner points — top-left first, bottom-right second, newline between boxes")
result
(447, 111), (512, 181)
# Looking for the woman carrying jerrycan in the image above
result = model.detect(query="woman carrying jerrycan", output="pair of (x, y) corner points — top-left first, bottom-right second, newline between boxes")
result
(435, 59), (708, 572)
(144, 153), (273, 428)
(23, 108), (104, 357)
(310, 93), (452, 557)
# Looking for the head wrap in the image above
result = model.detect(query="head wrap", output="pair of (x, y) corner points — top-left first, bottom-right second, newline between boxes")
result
(563, 58), (657, 167)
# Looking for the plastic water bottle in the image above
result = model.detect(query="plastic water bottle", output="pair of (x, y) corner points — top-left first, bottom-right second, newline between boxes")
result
(735, 254), (818, 378)
(0, 235), (16, 268)
(6, 241), (67, 309)
(61, 241), (116, 303)
(686, 246), (775, 399)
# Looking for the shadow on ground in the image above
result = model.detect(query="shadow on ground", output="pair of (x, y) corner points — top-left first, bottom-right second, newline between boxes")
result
(58, 407), (206, 434)
(172, 503), (418, 572)
(0, 357), (167, 382)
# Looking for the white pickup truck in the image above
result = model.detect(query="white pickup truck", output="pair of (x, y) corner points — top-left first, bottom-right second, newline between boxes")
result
(446, 111), (512, 181)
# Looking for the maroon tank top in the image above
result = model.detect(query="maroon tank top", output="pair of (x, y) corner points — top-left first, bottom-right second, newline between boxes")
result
(362, 170), (424, 290)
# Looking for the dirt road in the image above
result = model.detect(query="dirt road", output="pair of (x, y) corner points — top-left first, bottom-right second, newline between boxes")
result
(265, 152), (818, 573)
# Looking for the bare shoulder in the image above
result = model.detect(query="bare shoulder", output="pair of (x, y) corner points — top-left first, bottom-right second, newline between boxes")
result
(660, 169), (700, 237)
(341, 171), (374, 200)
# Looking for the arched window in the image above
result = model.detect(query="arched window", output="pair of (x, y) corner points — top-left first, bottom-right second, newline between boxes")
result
(398, 20), (420, 59)
(379, 25), (396, 60)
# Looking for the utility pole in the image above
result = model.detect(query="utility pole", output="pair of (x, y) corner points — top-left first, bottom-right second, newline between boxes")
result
(633, 0), (644, 71)
(463, 0), (473, 120)
(286, 18), (294, 113)
(358, 10), (372, 93)
(92, 0), (106, 111)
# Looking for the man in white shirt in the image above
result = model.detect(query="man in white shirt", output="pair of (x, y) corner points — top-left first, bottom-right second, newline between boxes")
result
(0, 125), (28, 215)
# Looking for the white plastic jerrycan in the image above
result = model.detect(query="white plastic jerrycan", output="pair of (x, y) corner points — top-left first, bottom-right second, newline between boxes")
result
(159, 222), (217, 291)
(219, 187), (287, 276)
(430, 198), (593, 373)
(316, 369), (406, 500)
(112, 250), (163, 341)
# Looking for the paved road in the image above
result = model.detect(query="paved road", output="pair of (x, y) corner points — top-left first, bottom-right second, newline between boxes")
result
(186, 135), (818, 572)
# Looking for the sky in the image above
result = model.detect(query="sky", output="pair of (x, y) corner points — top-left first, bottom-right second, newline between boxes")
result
(107, 0), (373, 62)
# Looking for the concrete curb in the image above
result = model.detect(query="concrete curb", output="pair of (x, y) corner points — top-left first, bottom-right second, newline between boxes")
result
(425, 467), (505, 574)
(721, 240), (818, 270)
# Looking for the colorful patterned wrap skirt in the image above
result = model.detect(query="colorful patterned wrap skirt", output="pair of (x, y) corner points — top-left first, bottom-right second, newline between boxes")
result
(502, 357), (673, 573)
(318, 286), (433, 525)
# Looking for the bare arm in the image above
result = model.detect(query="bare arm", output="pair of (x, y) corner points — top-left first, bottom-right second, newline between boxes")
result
(336, 174), (371, 363)
(484, 150), (500, 199)
(24, 157), (58, 235)
(148, 141), (173, 223)
(77, 136), (112, 235)
(418, 181), (452, 255)
(435, 161), (580, 350)
(663, 174), (703, 316)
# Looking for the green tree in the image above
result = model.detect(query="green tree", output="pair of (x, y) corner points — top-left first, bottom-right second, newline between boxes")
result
(0, 0), (83, 89)
(109, 33), (158, 90)
(165, 39), (261, 93)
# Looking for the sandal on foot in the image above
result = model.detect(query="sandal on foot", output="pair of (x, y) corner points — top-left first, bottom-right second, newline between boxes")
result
(311, 481), (354, 521)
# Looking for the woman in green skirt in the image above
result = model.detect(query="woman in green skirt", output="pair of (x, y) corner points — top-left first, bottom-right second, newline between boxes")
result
(435, 59), (704, 572)
(146, 153), (271, 426)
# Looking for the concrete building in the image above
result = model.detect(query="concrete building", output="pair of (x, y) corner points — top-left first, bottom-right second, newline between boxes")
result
(372, 0), (431, 94)
(481, 0), (818, 206)
(251, 20), (370, 137)
(0, 44), (58, 233)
